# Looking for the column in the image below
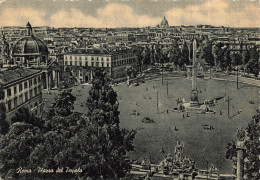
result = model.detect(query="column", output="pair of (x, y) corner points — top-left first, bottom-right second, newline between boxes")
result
(49, 73), (51, 90)
(57, 71), (60, 87)
(236, 129), (246, 180)
(45, 73), (49, 90)
(237, 148), (244, 180)
(54, 71), (58, 88)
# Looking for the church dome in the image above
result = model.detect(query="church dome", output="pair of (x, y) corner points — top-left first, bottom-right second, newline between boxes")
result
(160, 16), (169, 27)
(12, 22), (48, 56)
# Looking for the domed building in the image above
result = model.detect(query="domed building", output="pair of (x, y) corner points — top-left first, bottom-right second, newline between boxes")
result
(12, 22), (49, 67)
(10, 22), (60, 90)
(159, 16), (169, 28)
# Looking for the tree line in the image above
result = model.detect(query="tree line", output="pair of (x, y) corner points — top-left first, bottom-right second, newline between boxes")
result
(0, 70), (136, 180)
(131, 38), (259, 77)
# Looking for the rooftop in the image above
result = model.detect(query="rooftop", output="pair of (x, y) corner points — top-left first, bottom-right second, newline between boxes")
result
(65, 48), (132, 56)
(0, 68), (41, 85)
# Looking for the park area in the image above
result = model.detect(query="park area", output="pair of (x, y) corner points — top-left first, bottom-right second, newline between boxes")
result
(43, 74), (259, 174)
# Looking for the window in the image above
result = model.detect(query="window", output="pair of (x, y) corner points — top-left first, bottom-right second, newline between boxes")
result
(14, 86), (17, 94)
(70, 56), (72, 60)
(85, 61), (88, 67)
(19, 94), (23, 104)
(91, 62), (94, 67)
(24, 82), (28, 89)
(101, 62), (104, 67)
(38, 86), (41, 94)
(38, 76), (41, 83)
(29, 90), (33, 99)
(107, 63), (110, 67)
(96, 62), (99, 67)
(79, 62), (82, 66)
(97, 57), (99, 61)
(91, 57), (94, 61)
(34, 78), (37, 85)
(7, 88), (11, 97)
(34, 87), (37, 96)
(70, 61), (72, 66)
(75, 61), (78, 66)
(19, 84), (23, 92)
(65, 61), (68, 65)
(29, 80), (32, 87)
(14, 97), (18, 108)
(7, 100), (12, 111)
(101, 58), (103, 61)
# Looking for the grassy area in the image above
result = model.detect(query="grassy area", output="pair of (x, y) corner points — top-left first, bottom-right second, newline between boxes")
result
(43, 75), (259, 174)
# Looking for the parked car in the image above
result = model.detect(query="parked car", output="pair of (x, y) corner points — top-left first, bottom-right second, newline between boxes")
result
(131, 110), (140, 116)
(142, 117), (154, 123)
(202, 123), (214, 130)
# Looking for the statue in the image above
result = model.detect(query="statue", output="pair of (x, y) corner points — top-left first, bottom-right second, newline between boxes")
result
(174, 140), (184, 162)
(236, 128), (246, 149)
(2, 33), (9, 58)
(236, 128), (246, 141)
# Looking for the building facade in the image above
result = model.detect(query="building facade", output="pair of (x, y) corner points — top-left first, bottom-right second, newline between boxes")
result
(64, 49), (136, 83)
(0, 68), (43, 120)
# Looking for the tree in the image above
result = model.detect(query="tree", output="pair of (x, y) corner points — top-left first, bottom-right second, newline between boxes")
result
(132, 46), (144, 74)
(226, 112), (260, 180)
(125, 66), (136, 86)
(245, 47), (259, 77)
(49, 89), (76, 117)
(169, 40), (181, 69)
(230, 53), (242, 68)
(11, 107), (44, 129)
(245, 58), (259, 77)
(0, 83), (9, 135)
(0, 70), (135, 180)
(222, 47), (231, 71)
(202, 41), (214, 67)
(180, 41), (190, 69)
(212, 42), (224, 70)
(86, 69), (136, 179)
(142, 46), (151, 70)
(241, 49), (250, 74)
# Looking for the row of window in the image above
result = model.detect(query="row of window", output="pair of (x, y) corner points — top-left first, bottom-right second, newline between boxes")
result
(65, 61), (110, 67)
(64, 58), (135, 67)
(112, 58), (135, 66)
(65, 54), (134, 61)
(65, 56), (110, 61)
(6, 76), (41, 97)
(6, 86), (41, 112)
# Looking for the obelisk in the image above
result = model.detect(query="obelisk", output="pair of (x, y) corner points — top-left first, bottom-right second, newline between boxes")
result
(190, 39), (199, 107)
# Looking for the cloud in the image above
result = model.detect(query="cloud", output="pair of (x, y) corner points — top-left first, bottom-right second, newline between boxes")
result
(0, 3), (161, 28)
(165, 0), (259, 27)
(50, 3), (161, 28)
(0, 1), (258, 28)
(0, 0), (7, 4)
(0, 8), (47, 27)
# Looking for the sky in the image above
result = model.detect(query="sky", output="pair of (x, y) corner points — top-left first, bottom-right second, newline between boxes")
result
(0, 0), (259, 28)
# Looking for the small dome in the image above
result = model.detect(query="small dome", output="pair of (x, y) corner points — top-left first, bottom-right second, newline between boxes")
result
(12, 22), (48, 56)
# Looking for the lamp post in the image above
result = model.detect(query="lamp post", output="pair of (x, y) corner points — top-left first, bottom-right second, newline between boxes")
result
(236, 65), (239, 89)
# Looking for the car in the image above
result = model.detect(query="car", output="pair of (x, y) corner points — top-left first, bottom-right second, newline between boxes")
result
(142, 117), (154, 123)
(202, 123), (214, 130)
(249, 101), (254, 104)
(131, 110), (140, 116)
